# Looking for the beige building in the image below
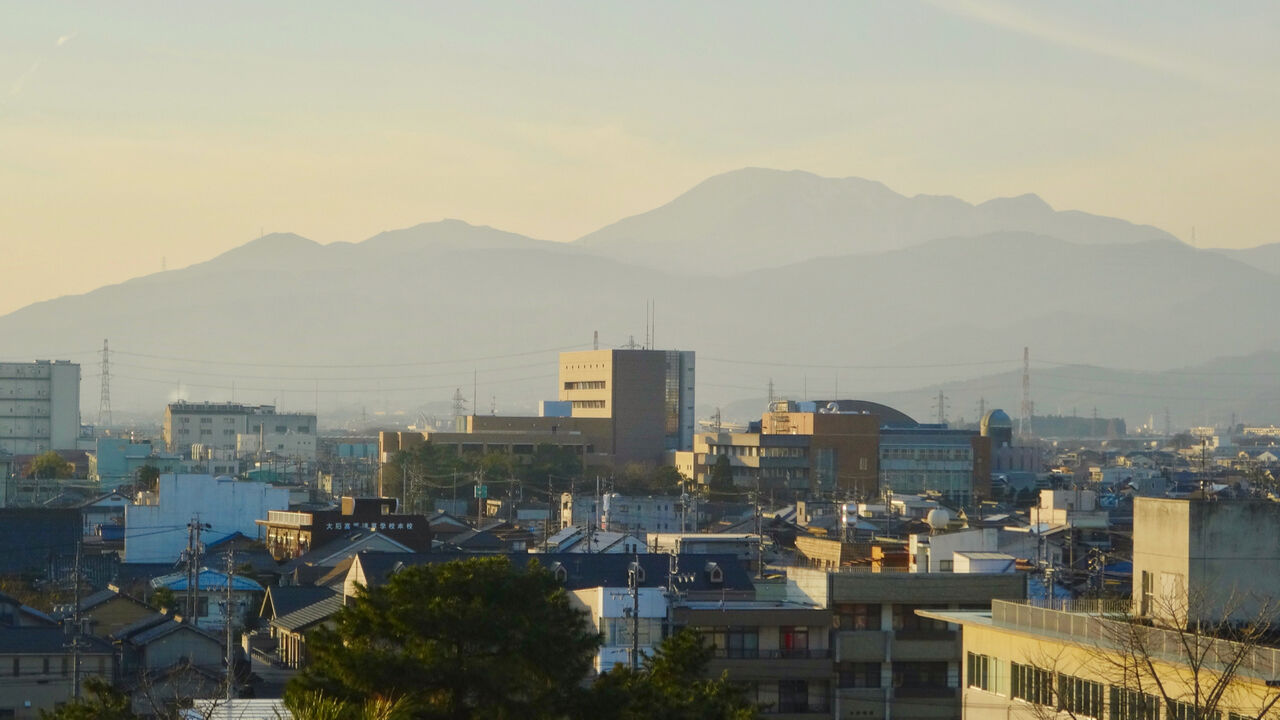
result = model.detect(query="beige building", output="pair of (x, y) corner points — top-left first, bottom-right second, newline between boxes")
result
(930, 497), (1280, 720)
(1132, 497), (1280, 625)
(787, 566), (1027, 719)
(559, 349), (694, 465)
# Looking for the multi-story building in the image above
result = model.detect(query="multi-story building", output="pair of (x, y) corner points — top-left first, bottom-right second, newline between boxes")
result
(559, 348), (695, 463)
(0, 360), (81, 455)
(879, 426), (991, 507)
(255, 496), (432, 561)
(787, 566), (1027, 719)
(674, 599), (834, 716)
(163, 401), (316, 460)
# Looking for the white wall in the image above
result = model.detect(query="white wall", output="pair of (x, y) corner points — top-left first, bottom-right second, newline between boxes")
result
(123, 474), (290, 563)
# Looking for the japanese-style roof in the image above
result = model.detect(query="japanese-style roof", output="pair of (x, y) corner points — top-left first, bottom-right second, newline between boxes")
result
(272, 594), (344, 633)
(0, 626), (112, 654)
(261, 586), (338, 621)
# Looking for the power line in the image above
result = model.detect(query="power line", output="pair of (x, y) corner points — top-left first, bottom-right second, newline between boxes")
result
(110, 343), (590, 369)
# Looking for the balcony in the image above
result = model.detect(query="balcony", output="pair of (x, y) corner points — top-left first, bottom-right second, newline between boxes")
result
(707, 648), (832, 681)
(894, 686), (956, 700)
(837, 688), (888, 720)
(892, 629), (959, 661)
(835, 629), (958, 663)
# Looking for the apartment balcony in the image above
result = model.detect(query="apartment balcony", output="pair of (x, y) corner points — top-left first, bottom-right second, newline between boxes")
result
(707, 648), (832, 681)
(835, 688), (888, 720)
(835, 630), (958, 662)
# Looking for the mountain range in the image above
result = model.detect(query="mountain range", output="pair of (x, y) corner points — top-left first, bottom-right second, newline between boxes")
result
(6, 167), (1280, 430)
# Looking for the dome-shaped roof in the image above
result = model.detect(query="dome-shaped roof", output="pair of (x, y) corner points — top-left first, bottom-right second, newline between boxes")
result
(925, 507), (952, 530)
(981, 409), (1013, 435)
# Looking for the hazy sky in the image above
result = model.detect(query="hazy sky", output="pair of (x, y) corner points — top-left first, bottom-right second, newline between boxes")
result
(3, 1), (1277, 316)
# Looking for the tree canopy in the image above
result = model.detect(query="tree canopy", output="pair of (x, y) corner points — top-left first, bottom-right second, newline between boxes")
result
(288, 556), (600, 720)
(588, 630), (758, 720)
(26, 450), (73, 480)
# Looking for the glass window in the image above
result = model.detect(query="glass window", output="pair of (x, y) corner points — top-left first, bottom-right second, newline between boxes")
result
(837, 603), (882, 631)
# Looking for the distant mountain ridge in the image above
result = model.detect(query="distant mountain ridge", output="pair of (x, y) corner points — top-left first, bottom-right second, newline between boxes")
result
(4, 168), (1279, 428)
(575, 168), (1180, 273)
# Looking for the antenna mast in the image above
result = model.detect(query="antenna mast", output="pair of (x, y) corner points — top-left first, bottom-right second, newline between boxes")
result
(1019, 347), (1033, 438)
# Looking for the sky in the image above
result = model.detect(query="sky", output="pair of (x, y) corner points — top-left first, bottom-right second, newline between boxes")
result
(2, 0), (1277, 316)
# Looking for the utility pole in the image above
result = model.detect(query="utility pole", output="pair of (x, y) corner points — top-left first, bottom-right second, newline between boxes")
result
(68, 541), (83, 699)
(223, 549), (237, 709)
(184, 515), (208, 624)
(629, 554), (641, 671)
(754, 478), (763, 579)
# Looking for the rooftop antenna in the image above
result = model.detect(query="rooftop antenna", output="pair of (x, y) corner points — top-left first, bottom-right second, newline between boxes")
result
(97, 339), (111, 427)
(1019, 347), (1033, 438)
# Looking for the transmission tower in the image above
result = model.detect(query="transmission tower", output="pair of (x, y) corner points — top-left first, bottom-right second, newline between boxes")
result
(452, 388), (468, 423)
(98, 339), (111, 427)
(1019, 346), (1033, 438)
(932, 390), (949, 424)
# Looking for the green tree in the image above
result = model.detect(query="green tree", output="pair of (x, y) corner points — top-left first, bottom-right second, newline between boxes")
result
(288, 557), (600, 720)
(136, 464), (160, 493)
(26, 450), (73, 480)
(150, 586), (176, 612)
(39, 676), (136, 719)
(709, 454), (735, 500)
(588, 630), (758, 720)
(285, 692), (418, 720)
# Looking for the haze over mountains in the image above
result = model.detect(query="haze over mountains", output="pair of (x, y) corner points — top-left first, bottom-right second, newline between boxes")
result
(7, 168), (1280, 429)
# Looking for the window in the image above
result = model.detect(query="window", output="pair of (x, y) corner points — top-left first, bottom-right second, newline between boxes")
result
(839, 662), (881, 689)
(780, 626), (809, 657)
(967, 652), (991, 691)
(894, 662), (948, 689)
(572, 400), (606, 409)
(893, 605), (948, 632)
(297, 426), (310, 433)
(1168, 700), (1220, 720)
(42, 658), (49, 674)
(700, 626), (759, 658)
(837, 603), (882, 631)
(778, 680), (809, 713)
(1110, 687), (1159, 720)
(275, 425), (288, 433)
(1011, 662), (1053, 705)
(200, 417), (212, 424)
(1059, 674), (1104, 719)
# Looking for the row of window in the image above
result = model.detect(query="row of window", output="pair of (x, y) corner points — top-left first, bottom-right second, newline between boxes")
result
(881, 447), (972, 461)
(563, 381), (606, 390)
(977, 656), (1245, 720)
(571, 400), (606, 409)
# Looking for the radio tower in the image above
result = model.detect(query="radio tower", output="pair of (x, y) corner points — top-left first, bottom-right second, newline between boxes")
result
(1019, 346), (1033, 438)
(98, 339), (112, 427)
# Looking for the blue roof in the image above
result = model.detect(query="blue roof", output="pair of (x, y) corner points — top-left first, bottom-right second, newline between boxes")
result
(152, 568), (264, 592)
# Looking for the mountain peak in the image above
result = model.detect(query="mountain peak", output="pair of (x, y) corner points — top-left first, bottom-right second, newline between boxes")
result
(977, 193), (1054, 214)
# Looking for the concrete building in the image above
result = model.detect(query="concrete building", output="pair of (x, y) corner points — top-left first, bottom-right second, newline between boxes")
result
(762, 402), (882, 496)
(0, 360), (81, 455)
(1132, 497), (1280, 625)
(255, 497), (431, 561)
(674, 599), (834, 715)
(935, 598), (1280, 720)
(692, 431), (812, 492)
(88, 438), (183, 489)
(123, 474), (290, 563)
(163, 401), (316, 460)
(787, 566), (1027, 720)
(559, 348), (695, 463)
(879, 426), (991, 507)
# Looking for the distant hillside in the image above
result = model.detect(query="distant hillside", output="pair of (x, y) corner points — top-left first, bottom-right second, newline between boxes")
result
(1210, 243), (1280, 275)
(576, 168), (1180, 273)
(3, 169), (1280, 430)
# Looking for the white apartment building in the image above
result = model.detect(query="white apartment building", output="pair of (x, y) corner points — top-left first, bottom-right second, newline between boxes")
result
(0, 360), (81, 454)
(164, 402), (317, 461)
